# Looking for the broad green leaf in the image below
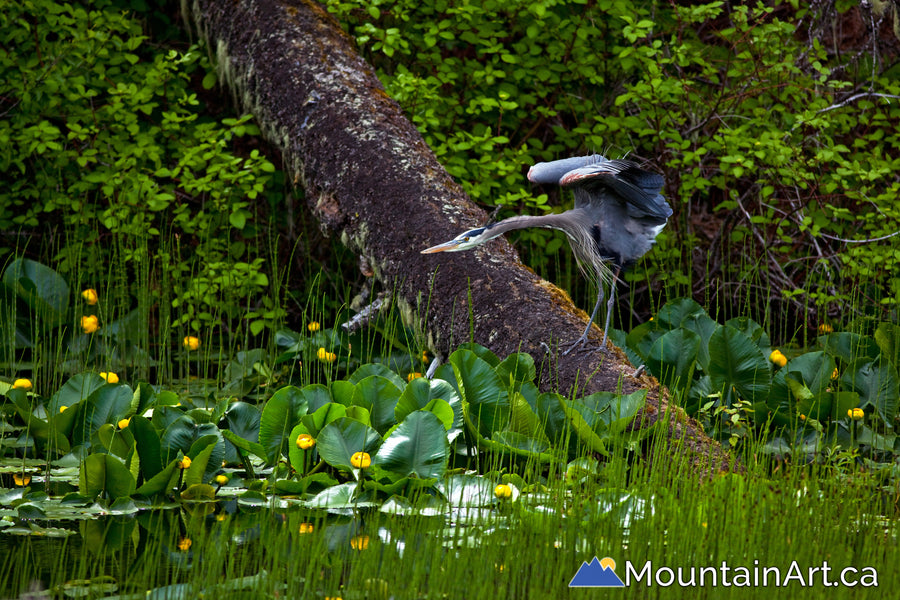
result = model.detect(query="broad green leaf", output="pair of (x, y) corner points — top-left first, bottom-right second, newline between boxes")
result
(487, 430), (554, 460)
(645, 328), (700, 389)
(2, 258), (69, 330)
(395, 377), (461, 429)
(184, 435), (219, 486)
(329, 381), (355, 406)
(79, 454), (135, 501)
(302, 383), (335, 411)
(507, 391), (551, 443)
(71, 384), (135, 447)
(625, 320), (667, 363)
(820, 332), (879, 364)
(455, 343), (500, 367)
(259, 385), (309, 464)
(558, 397), (608, 456)
(374, 411), (449, 481)
(351, 376), (401, 434)
(841, 357), (899, 425)
(93, 423), (133, 461)
(220, 429), (267, 461)
(708, 325), (771, 405)
(306, 481), (366, 508)
(348, 363), (406, 389)
(131, 415), (163, 481)
(301, 402), (347, 437)
(449, 348), (509, 437)
(874, 322), (900, 366)
(496, 352), (536, 385)
(222, 401), (261, 464)
(316, 418), (381, 472)
(180, 483), (216, 502)
(655, 297), (708, 329)
(49, 373), (107, 413)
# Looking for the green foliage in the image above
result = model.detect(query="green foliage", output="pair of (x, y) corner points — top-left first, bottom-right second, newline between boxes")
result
(0, 0), (281, 353)
(629, 297), (900, 456)
(1, 342), (650, 507)
(327, 0), (900, 329)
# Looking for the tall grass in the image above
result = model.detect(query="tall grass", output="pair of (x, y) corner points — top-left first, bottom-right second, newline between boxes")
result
(1, 423), (895, 599)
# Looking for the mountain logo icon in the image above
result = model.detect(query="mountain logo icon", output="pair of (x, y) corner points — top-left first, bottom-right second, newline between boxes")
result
(569, 556), (626, 587)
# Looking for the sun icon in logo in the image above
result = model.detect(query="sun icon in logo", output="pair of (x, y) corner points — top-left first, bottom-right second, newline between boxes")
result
(600, 557), (616, 571)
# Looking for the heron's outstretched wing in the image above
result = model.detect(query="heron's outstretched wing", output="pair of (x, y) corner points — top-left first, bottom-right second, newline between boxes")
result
(527, 154), (606, 185)
(560, 160), (671, 221)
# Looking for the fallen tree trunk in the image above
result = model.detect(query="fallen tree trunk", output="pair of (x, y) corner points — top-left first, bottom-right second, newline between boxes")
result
(182, 0), (735, 475)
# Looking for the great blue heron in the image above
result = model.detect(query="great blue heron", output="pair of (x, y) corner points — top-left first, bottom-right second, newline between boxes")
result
(422, 154), (672, 354)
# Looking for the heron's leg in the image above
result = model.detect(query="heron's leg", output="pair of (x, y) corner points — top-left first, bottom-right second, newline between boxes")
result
(600, 267), (622, 348)
(563, 285), (605, 355)
(599, 266), (622, 347)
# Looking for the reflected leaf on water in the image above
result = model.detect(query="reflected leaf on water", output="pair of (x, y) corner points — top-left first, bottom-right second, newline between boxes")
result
(3, 522), (76, 537)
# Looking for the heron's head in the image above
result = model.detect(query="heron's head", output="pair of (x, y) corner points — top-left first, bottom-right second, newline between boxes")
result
(421, 226), (491, 253)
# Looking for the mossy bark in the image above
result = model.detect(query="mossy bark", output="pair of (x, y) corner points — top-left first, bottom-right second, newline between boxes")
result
(182, 0), (736, 476)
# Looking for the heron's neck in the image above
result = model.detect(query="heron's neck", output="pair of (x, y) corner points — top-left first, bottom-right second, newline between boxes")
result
(486, 211), (585, 237)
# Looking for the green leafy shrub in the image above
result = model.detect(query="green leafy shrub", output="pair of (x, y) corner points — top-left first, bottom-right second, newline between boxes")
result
(0, 0), (280, 357)
(327, 0), (900, 336)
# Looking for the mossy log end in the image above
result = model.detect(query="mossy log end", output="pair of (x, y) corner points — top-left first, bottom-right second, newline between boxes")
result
(182, 0), (736, 476)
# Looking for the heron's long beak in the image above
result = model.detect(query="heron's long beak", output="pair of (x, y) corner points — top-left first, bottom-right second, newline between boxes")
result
(421, 239), (463, 254)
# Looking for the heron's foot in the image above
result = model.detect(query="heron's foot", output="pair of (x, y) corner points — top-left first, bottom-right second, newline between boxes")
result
(631, 364), (646, 378)
(562, 334), (610, 356)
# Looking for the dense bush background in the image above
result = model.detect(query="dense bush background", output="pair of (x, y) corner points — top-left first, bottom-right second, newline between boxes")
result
(2, 0), (899, 375)
(328, 0), (900, 342)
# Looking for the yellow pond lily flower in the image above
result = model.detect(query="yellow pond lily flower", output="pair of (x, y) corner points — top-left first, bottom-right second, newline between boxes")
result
(12, 378), (32, 391)
(818, 323), (833, 334)
(183, 336), (201, 351)
(81, 288), (99, 305)
(81, 315), (99, 334)
(100, 372), (119, 384)
(350, 451), (371, 469)
(769, 349), (787, 367)
(296, 433), (316, 450)
(848, 408), (864, 420)
(13, 473), (31, 487)
(407, 372), (423, 382)
(317, 347), (336, 363)
(118, 418), (130, 429)
(494, 484), (513, 499)
(307, 321), (321, 332)
(179, 456), (192, 469)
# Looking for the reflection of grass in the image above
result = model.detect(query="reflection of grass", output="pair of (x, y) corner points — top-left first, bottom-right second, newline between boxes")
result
(2, 432), (895, 599)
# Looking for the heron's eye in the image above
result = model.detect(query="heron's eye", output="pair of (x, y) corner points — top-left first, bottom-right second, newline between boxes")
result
(463, 237), (470, 241)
